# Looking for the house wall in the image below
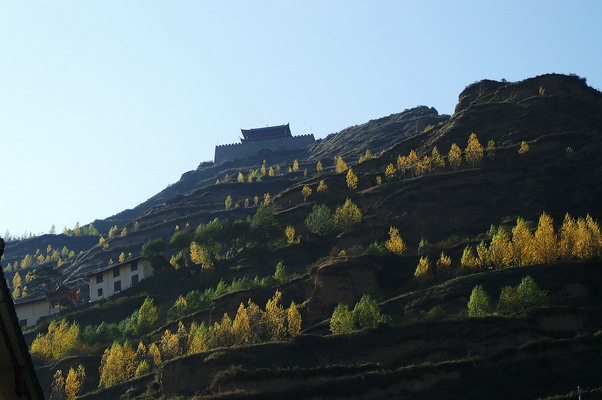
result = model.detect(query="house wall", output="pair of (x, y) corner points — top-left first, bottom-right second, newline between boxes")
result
(214, 134), (315, 164)
(89, 259), (154, 302)
(14, 300), (58, 327)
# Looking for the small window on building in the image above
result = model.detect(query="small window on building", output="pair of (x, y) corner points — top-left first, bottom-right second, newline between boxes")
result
(131, 275), (139, 286)
(97, 288), (103, 297)
(113, 268), (120, 278)
(96, 273), (103, 283)
(131, 262), (138, 272)
(19, 319), (27, 327)
(114, 281), (122, 292)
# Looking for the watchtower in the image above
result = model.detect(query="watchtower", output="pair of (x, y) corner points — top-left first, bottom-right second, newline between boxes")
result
(214, 123), (315, 164)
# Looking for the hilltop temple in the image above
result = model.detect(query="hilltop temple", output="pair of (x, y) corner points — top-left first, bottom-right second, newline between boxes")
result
(214, 124), (315, 164)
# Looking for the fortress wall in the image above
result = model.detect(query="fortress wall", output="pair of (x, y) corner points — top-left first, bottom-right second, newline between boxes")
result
(214, 134), (315, 164)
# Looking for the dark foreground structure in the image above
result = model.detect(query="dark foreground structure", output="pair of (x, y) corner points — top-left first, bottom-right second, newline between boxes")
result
(0, 238), (44, 399)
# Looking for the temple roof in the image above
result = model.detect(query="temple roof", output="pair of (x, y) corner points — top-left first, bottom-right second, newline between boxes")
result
(45, 283), (80, 300)
(241, 123), (292, 141)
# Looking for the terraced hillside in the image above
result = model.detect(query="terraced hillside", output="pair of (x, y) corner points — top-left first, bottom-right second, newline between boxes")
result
(4, 73), (602, 399)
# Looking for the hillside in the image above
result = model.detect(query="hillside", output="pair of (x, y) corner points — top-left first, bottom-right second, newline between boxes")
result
(3, 73), (602, 399)
(81, 105), (446, 237)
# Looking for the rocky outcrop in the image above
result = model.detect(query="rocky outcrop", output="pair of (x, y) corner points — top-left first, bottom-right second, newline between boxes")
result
(455, 73), (601, 114)
(308, 106), (449, 162)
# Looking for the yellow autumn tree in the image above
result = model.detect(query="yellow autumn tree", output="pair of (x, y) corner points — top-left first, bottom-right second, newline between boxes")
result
(30, 320), (80, 361)
(12, 272), (22, 288)
(533, 213), (558, 264)
(476, 241), (491, 268)
(431, 146), (445, 169)
(287, 302), (302, 336)
(346, 169), (358, 189)
(135, 360), (150, 377)
(148, 343), (162, 367)
(64, 365), (86, 399)
(237, 172), (245, 183)
(407, 150), (419, 177)
(333, 198), (362, 231)
(384, 226), (406, 255)
(448, 143), (462, 170)
(558, 213), (578, 259)
(512, 218), (536, 266)
(415, 155), (432, 177)
(316, 180), (328, 193)
(224, 195), (233, 209)
(518, 140), (529, 154)
(335, 156), (348, 173)
(262, 291), (288, 341)
(118, 252), (126, 263)
(414, 257), (433, 282)
(572, 218), (590, 259)
(160, 324), (184, 360)
(190, 241), (214, 269)
(292, 159), (300, 172)
(397, 155), (409, 178)
(99, 342), (137, 387)
(585, 215), (602, 257)
(187, 322), (208, 355)
(316, 160), (323, 173)
(359, 149), (375, 162)
(50, 370), (66, 400)
(385, 163), (396, 180)
(268, 166), (275, 176)
(489, 229), (514, 268)
(284, 225), (298, 244)
(232, 303), (252, 345)
(461, 246), (480, 272)
(262, 193), (272, 205)
(258, 162), (266, 177)
(135, 341), (147, 363)
(465, 133), (484, 167)
(436, 252), (452, 276)
(301, 185), (312, 201)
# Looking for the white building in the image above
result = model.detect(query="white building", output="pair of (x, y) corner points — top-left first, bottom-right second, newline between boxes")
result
(13, 284), (80, 327)
(13, 296), (58, 328)
(87, 257), (153, 302)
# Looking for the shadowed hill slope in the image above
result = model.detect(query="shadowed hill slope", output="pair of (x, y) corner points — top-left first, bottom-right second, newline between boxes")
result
(90, 106), (447, 235)
(12, 73), (602, 399)
(307, 106), (449, 161)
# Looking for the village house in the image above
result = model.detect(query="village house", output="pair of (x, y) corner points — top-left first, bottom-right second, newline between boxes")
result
(13, 283), (80, 328)
(86, 256), (153, 302)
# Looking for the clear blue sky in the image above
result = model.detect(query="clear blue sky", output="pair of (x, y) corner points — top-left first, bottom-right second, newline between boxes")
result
(1, 1), (601, 237)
